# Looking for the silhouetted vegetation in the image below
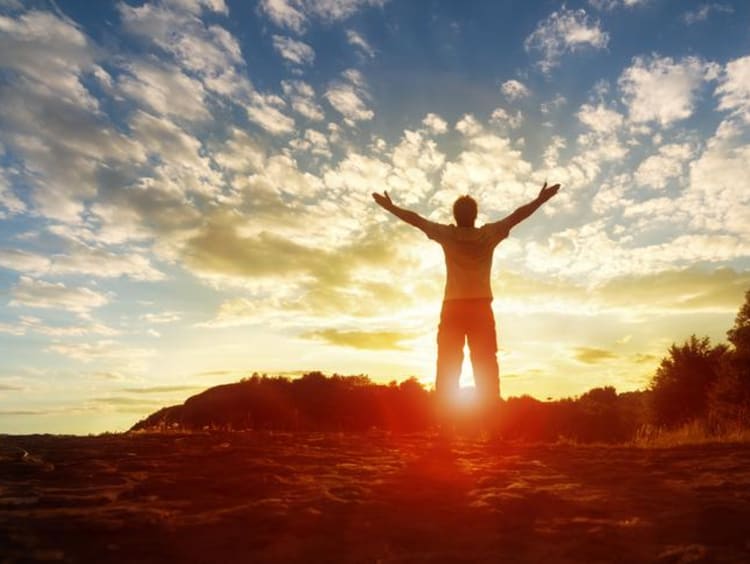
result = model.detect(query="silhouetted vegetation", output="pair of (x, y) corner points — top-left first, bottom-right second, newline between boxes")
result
(131, 373), (651, 443)
(649, 289), (750, 435)
(133, 290), (750, 443)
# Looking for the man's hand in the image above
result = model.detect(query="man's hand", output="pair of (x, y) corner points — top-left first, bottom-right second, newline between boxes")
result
(538, 181), (560, 202)
(372, 191), (394, 210)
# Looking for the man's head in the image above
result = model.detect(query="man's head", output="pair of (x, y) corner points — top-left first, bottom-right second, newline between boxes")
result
(453, 195), (477, 227)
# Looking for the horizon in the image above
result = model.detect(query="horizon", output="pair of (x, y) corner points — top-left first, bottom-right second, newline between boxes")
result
(1, 0), (750, 434)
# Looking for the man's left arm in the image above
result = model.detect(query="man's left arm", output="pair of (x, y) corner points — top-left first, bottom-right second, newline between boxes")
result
(495, 181), (561, 232)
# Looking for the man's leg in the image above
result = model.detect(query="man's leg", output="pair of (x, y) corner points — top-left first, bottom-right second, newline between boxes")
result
(467, 301), (500, 410)
(436, 301), (465, 424)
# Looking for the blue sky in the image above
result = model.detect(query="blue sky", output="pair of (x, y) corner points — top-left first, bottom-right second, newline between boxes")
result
(1, 0), (749, 433)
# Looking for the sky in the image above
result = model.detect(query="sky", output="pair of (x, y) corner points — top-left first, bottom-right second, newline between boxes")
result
(1, 0), (749, 434)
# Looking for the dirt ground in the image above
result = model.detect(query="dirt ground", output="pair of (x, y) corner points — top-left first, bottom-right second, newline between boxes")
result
(1, 432), (750, 563)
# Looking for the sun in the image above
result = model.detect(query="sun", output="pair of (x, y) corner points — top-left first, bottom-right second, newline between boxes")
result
(459, 345), (476, 389)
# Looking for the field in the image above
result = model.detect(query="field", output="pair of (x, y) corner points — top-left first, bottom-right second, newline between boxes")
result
(2, 432), (750, 563)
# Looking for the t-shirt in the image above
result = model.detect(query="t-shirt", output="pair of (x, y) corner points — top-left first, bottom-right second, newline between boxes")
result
(421, 220), (510, 301)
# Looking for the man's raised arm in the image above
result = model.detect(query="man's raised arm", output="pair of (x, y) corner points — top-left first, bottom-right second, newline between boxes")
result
(500, 181), (560, 231)
(372, 191), (433, 233)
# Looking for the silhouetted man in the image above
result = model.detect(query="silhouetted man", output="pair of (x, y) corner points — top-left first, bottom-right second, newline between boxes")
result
(372, 182), (560, 421)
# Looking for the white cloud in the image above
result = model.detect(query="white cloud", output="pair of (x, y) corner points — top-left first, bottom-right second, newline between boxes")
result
(543, 135), (567, 168)
(0, 10), (146, 223)
(501, 80), (530, 101)
(619, 55), (720, 127)
(282, 80), (325, 121)
(576, 103), (624, 133)
(119, 1), (245, 97)
(0, 10), (98, 107)
(683, 124), (750, 237)
(259, 0), (388, 33)
(490, 108), (523, 129)
(634, 143), (694, 189)
(716, 55), (750, 124)
(290, 129), (332, 158)
(324, 69), (373, 125)
(0, 169), (24, 217)
(683, 3), (733, 25)
(441, 126), (533, 211)
(130, 110), (219, 197)
(524, 221), (749, 283)
(141, 312), (182, 324)
(117, 60), (210, 121)
(455, 114), (483, 137)
(0, 249), (51, 273)
(258, 0), (308, 33)
(10, 277), (109, 313)
(346, 30), (375, 58)
(246, 96), (297, 135)
(213, 128), (266, 174)
(47, 340), (155, 363)
(422, 113), (448, 135)
(540, 94), (567, 114)
(272, 35), (315, 65)
(525, 8), (609, 72)
(588, 0), (649, 9)
(15, 315), (119, 337)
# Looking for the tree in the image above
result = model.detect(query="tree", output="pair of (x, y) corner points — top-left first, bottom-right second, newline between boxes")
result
(727, 289), (750, 360)
(650, 335), (727, 427)
(708, 289), (750, 428)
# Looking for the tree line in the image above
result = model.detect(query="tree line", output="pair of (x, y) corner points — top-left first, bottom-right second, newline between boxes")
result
(132, 290), (750, 443)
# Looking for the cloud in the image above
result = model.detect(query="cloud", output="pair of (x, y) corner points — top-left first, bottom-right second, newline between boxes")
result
(682, 3), (733, 25)
(0, 169), (24, 217)
(259, 0), (388, 33)
(13, 315), (119, 337)
(346, 30), (375, 58)
(422, 113), (448, 134)
(282, 80), (325, 120)
(0, 9), (146, 222)
(246, 94), (296, 135)
(525, 8), (609, 72)
(490, 108), (523, 129)
(0, 322), (25, 336)
(119, 0), (244, 96)
(441, 123), (532, 209)
(716, 55), (750, 124)
(576, 103), (624, 133)
(258, 0), (307, 33)
(0, 246), (164, 281)
(500, 80), (530, 101)
(573, 347), (617, 364)
(9, 276), (109, 313)
(324, 69), (374, 124)
(117, 60), (210, 122)
(272, 35), (315, 65)
(47, 340), (155, 362)
(121, 385), (200, 394)
(140, 312), (182, 324)
(305, 329), (415, 350)
(540, 94), (567, 114)
(289, 129), (332, 158)
(634, 143), (694, 189)
(683, 121), (750, 237)
(588, 0), (648, 9)
(618, 55), (720, 127)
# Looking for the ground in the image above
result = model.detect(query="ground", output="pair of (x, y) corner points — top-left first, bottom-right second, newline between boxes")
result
(1, 432), (750, 563)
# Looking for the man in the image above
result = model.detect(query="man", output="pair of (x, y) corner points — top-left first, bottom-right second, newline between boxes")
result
(372, 182), (560, 421)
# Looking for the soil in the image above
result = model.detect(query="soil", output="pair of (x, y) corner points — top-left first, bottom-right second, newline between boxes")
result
(2, 432), (750, 563)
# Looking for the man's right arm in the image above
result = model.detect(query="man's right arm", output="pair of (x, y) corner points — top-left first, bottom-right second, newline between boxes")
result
(372, 191), (434, 233)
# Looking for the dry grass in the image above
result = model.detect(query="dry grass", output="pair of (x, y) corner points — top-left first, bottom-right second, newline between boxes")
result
(633, 420), (750, 448)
